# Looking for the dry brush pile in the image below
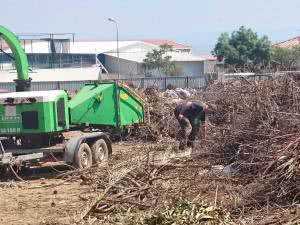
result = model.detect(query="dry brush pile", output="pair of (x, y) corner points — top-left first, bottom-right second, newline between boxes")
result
(200, 76), (300, 208)
(140, 76), (300, 209)
(69, 143), (236, 225)
(133, 87), (180, 141)
(64, 77), (300, 225)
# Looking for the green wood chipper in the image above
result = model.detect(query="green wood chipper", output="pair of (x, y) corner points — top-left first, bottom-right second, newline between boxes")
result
(0, 25), (145, 172)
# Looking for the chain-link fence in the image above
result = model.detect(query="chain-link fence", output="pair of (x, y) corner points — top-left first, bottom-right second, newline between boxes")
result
(0, 76), (208, 92)
(0, 73), (279, 93)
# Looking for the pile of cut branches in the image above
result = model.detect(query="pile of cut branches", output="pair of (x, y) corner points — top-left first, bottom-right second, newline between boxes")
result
(196, 75), (300, 207)
(134, 87), (180, 141)
(139, 75), (300, 207)
(72, 142), (180, 222)
(137, 200), (235, 225)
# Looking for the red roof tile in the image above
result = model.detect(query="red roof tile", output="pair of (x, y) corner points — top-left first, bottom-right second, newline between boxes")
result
(142, 39), (191, 49)
(273, 37), (300, 49)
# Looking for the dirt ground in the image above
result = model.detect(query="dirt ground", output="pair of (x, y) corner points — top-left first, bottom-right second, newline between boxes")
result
(0, 143), (140, 225)
(0, 180), (89, 225)
(0, 141), (298, 225)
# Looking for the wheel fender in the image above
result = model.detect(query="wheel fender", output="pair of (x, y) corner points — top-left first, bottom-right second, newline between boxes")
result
(64, 137), (82, 164)
(64, 132), (111, 164)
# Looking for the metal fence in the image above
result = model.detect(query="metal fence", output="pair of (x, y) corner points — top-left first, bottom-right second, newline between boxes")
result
(0, 77), (208, 92)
(119, 77), (207, 90)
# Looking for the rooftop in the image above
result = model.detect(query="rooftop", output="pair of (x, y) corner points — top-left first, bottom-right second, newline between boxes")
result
(142, 39), (191, 49)
(0, 38), (191, 53)
(273, 36), (300, 49)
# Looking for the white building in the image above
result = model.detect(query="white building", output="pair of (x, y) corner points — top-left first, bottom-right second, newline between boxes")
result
(99, 40), (216, 78)
(0, 38), (216, 81)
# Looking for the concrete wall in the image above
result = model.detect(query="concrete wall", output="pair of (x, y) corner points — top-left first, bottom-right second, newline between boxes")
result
(204, 60), (217, 73)
(0, 67), (100, 82)
(104, 55), (143, 78)
(175, 61), (204, 77)
(103, 55), (217, 78)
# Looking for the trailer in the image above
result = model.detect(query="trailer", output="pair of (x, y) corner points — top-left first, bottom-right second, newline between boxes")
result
(0, 25), (145, 173)
(0, 131), (112, 171)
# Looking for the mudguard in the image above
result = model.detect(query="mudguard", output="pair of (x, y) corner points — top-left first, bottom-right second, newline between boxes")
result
(64, 132), (112, 164)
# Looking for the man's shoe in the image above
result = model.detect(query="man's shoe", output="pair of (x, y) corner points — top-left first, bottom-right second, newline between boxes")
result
(179, 142), (186, 150)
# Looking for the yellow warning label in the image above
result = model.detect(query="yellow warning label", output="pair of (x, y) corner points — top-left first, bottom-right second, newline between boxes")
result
(120, 93), (129, 100)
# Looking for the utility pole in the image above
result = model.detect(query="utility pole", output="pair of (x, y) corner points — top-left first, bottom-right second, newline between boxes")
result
(108, 18), (120, 79)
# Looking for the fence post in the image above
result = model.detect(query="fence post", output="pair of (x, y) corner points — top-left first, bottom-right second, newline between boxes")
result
(141, 78), (145, 89)
(186, 77), (189, 89)
(59, 54), (62, 68)
(57, 81), (61, 90)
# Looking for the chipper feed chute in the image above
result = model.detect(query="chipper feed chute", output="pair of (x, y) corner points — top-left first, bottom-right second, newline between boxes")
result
(68, 81), (144, 128)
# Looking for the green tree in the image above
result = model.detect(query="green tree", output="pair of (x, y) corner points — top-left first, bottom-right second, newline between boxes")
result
(213, 26), (272, 70)
(271, 46), (300, 71)
(143, 44), (181, 77)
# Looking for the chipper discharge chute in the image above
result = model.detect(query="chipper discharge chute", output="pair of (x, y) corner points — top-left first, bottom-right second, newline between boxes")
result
(68, 81), (145, 128)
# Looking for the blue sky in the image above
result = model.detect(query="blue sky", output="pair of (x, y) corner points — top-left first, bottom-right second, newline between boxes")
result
(2, 0), (300, 54)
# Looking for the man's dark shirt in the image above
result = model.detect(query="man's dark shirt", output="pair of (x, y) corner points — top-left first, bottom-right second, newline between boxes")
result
(174, 102), (206, 122)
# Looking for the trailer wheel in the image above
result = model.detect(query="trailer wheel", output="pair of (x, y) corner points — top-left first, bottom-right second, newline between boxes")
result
(74, 143), (93, 169)
(0, 165), (9, 177)
(91, 139), (110, 164)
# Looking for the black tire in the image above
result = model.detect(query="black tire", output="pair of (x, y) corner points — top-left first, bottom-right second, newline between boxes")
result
(0, 165), (9, 178)
(91, 139), (111, 164)
(74, 143), (93, 169)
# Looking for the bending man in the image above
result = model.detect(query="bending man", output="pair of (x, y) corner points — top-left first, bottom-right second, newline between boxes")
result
(174, 101), (207, 150)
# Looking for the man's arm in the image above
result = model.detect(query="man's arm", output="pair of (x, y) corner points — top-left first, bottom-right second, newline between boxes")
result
(174, 102), (188, 121)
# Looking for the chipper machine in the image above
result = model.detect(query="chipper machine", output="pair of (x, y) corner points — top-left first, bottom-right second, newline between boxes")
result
(0, 25), (144, 172)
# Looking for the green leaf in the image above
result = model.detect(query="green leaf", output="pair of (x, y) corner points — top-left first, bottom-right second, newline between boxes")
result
(212, 26), (271, 69)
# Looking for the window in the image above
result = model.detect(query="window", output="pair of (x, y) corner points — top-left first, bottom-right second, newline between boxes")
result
(57, 98), (66, 127)
(22, 111), (38, 129)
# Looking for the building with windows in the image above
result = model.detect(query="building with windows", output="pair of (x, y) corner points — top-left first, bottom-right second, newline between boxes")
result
(0, 37), (216, 81)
